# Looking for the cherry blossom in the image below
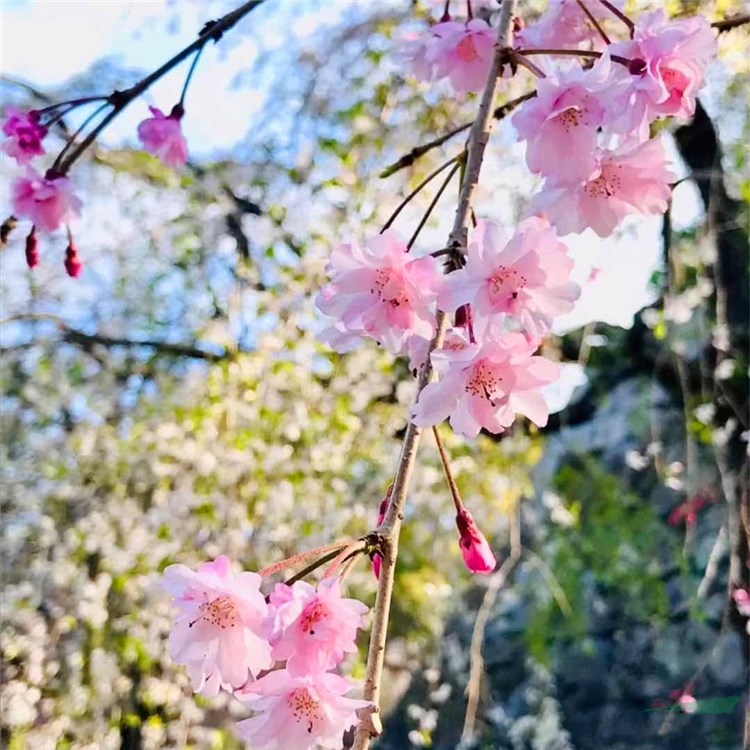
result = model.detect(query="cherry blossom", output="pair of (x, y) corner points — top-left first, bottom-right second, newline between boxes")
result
(237, 669), (369, 750)
(2, 107), (47, 164)
(531, 138), (675, 238)
(162, 555), (272, 696)
(315, 230), (442, 356)
(411, 328), (560, 438)
(263, 578), (368, 674)
(608, 10), (717, 140)
(516, 0), (624, 50)
(733, 589), (750, 618)
(439, 218), (579, 337)
(64, 239), (83, 278)
(11, 169), (82, 232)
(455, 506), (496, 574)
(137, 105), (188, 167)
(511, 58), (612, 182)
(430, 19), (496, 93)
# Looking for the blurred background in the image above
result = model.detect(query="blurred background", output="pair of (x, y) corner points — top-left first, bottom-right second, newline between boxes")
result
(0, 1), (748, 748)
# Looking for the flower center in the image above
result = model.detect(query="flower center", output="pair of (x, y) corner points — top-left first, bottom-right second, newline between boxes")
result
(456, 35), (479, 62)
(555, 107), (582, 131)
(300, 601), (328, 636)
(287, 688), (324, 734)
(371, 268), (409, 308)
(488, 266), (526, 304)
(584, 164), (622, 200)
(466, 360), (503, 405)
(190, 595), (240, 630)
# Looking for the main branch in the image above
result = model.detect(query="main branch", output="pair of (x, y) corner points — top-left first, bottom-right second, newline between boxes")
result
(351, 3), (518, 748)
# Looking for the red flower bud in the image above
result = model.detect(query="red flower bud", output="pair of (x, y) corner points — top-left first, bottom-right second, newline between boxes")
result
(25, 226), (39, 268)
(456, 506), (496, 574)
(64, 239), (83, 278)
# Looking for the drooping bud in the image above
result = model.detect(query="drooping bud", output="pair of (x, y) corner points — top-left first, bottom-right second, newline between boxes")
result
(455, 506), (496, 574)
(25, 225), (39, 268)
(64, 235), (83, 278)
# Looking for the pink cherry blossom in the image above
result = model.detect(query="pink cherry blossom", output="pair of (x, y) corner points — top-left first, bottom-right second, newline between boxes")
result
(11, 169), (82, 232)
(439, 218), (579, 338)
(263, 578), (368, 674)
(430, 19), (496, 93)
(531, 138), (675, 238)
(411, 328), (560, 438)
(608, 10), (717, 139)
(237, 669), (369, 750)
(2, 107), (47, 164)
(315, 230), (442, 356)
(679, 693), (698, 714)
(516, 0), (624, 50)
(511, 58), (612, 182)
(162, 555), (272, 696)
(456, 506), (496, 574)
(137, 105), (188, 167)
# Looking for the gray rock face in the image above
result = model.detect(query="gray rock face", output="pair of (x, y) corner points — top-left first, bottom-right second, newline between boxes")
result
(381, 376), (747, 750)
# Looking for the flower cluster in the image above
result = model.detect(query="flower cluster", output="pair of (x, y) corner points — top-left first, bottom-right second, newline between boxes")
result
(515, 9), (715, 237)
(2, 98), (188, 274)
(163, 556), (368, 750)
(317, 218), (575, 439)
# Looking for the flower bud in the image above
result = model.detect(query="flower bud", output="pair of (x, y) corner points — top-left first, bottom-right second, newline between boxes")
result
(64, 238), (82, 278)
(25, 226), (39, 268)
(371, 486), (392, 580)
(455, 506), (496, 574)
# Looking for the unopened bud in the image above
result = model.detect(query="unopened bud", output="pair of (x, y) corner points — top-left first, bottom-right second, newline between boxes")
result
(456, 506), (497, 574)
(25, 226), (39, 268)
(628, 58), (647, 75)
(64, 239), (83, 278)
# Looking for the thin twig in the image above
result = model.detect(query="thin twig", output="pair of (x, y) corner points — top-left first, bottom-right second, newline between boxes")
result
(407, 160), (461, 249)
(379, 91), (535, 178)
(351, 4), (518, 748)
(57, 0), (267, 173)
(596, 0), (634, 35)
(380, 154), (461, 234)
(711, 14), (750, 33)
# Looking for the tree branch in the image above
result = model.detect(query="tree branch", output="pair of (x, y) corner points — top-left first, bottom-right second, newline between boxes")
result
(351, 4), (518, 748)
(57, 0), (268, 173)
(0, 312), (232, 362)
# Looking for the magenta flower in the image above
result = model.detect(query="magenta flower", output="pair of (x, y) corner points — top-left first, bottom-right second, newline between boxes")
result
(608, 10), (717, 139)
(137, 105), (188, 167)
(456, 506), (496, 574)
(11, 169), (82, 232)
(430, 19), (496, 93)
(162, 555), (272, 696)
(263, 578), (368, 674)
(2, 107), (47, 164)
(411, 328), (560, 438)
(439, 218), (579, 338)
(315, 230), (442, 356)
(531, 138), (675, 238)
(512, 59), (612, 182)
(237, 669), (369, 750)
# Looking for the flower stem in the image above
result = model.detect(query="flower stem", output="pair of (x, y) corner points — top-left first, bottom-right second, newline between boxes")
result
(517, 48), (631, 68)
(352, 3), (518, 747)
(179, 45), (206, 108)
(597, 0), (635, 37)
(432, 426), (464, 512)
(322, 539), (367, 578)
(51, 102), (112, 173)
(576, 0), (611, 45)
